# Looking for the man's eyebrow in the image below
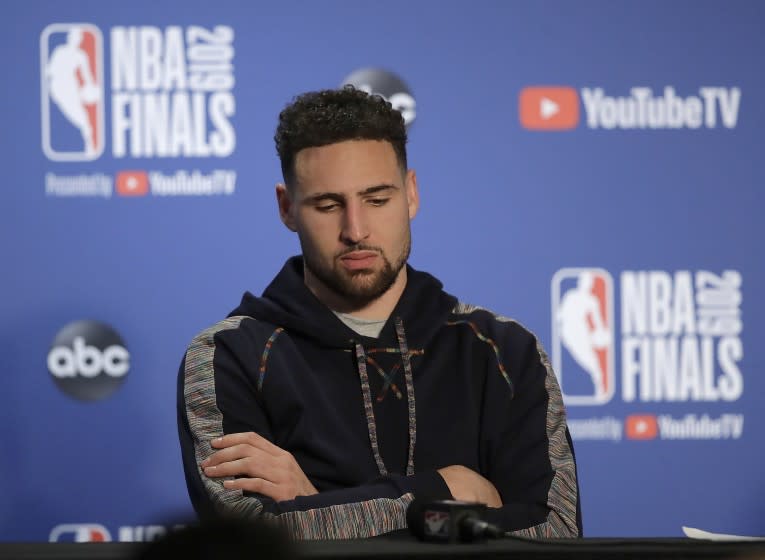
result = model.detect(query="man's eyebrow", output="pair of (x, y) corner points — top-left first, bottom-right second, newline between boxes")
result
(304, 184), (398, 203)
(359, 184), (398, 196)
(305, 192), (344, 204)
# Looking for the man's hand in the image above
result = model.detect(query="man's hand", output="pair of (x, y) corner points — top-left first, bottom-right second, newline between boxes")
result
(437, 465), (503, 508)
(201, 432), (318, 503)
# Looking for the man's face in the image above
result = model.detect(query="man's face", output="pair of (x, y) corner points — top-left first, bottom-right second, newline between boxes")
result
(277, 139), (419, 308)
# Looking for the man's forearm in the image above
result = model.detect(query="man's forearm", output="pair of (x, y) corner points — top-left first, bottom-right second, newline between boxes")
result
(221, 470), (452, 540)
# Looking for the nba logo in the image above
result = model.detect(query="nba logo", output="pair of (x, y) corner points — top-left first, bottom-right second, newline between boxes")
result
(49, 523), (112, 542)
(423, 510), (450, 538)
(551, 268), (615, 405)
(40, 23), (105, 161)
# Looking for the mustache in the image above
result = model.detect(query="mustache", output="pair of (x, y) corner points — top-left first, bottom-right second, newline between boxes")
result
(336, 245), (383, 258)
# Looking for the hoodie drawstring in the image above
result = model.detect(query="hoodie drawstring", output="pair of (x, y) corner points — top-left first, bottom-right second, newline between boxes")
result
(395, 317), (417, 477)
(354, 316), (416, 477)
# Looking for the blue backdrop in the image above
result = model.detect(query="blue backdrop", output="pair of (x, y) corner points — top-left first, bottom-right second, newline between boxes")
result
(2, 0), (763, 541)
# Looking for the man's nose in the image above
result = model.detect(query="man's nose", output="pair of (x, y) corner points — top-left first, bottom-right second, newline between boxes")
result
(340, 202), (370, 244)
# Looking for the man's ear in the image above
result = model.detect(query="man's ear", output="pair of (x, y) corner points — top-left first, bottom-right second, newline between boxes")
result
(276, 183), (297, 231)
(405, 169), (420, 220)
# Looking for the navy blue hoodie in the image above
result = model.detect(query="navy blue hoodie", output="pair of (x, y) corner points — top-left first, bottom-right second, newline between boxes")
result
(177, 257), (581, 539)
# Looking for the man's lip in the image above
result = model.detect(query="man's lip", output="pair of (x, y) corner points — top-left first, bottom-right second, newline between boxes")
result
(340, 251), (379, 260)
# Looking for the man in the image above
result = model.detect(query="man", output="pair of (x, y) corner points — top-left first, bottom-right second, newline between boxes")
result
(177, 86), (582, 540)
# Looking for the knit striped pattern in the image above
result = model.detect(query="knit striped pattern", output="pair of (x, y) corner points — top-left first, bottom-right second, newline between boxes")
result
(258, 327), (284, 391)
(354, 342), (388, 476)
(183, 316), (263, 518)
(353, 317), (418, 478)
(394, 317), (417, 478)
(365, 357), (403, 400)
(365, 348), (424, 401)
(451, 302), (580, 537)
(277, 492), (415, 540)
(445, 319), (514, 396)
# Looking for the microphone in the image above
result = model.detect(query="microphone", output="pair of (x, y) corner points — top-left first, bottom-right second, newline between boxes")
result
(406, 498), (506, 543)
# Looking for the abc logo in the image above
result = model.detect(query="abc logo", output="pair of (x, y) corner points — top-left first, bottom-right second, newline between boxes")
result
(341, 67), (416, 126)
(47, 320), (129, 401)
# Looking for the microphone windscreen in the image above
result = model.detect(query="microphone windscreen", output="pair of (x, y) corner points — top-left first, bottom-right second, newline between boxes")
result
(406, 497), (426, 538)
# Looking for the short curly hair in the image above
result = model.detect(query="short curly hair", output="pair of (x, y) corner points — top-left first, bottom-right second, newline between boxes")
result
(275, 85), (408, 187)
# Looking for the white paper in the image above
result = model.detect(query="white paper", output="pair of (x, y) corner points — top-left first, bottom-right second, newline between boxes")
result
(682, 526), (765, 542)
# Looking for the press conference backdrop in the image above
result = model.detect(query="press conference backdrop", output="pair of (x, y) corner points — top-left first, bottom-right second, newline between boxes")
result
(2, 0), (763, 542)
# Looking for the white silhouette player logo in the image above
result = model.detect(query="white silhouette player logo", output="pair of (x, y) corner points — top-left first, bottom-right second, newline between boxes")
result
(40, 24), (104, 161)
(552, 268), (615, 405)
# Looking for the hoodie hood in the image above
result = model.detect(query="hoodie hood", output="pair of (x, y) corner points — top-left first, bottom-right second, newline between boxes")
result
(229, 256), (458, 349)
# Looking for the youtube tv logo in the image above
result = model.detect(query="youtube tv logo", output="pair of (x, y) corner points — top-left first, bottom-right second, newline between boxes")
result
(116, 170), (148, 196)
(625, 414), (658, 440)
(519, 87), (580, 130)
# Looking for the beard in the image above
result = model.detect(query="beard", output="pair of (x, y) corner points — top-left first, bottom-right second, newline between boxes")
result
(300, 232), (411, 309)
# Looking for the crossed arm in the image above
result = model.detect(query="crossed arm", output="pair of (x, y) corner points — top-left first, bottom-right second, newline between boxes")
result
(202, 431), (502, 507)
(181, 317), (580, 537)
